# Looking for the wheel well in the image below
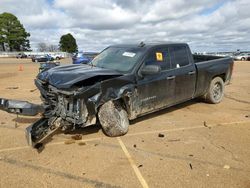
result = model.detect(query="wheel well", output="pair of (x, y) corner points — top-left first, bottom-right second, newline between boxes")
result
(213, 73), (226, 82)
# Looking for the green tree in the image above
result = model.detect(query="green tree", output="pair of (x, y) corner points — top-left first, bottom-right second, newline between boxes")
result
(0, 12), (30, 51)
(59, 33), (78, 53)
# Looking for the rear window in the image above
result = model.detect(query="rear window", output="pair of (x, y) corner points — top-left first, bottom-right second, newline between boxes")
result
(169, 46), (189, 68)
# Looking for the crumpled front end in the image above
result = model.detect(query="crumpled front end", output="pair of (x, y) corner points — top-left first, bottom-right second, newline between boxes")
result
(26, 79), (98, 147)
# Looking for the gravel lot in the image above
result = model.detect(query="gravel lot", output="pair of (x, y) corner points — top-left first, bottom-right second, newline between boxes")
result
(0, 58), (249, 188)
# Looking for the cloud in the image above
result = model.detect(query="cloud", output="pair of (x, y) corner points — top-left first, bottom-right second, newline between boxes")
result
(0, 0), (249, 52)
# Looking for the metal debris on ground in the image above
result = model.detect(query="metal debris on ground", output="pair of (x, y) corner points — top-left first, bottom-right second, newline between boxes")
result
(138, 164), (143, 168)
(71, 134), (82, 140)
(158, 133), (165, 138)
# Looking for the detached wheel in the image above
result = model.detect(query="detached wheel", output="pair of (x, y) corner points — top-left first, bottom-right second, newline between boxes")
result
(98, 101), (129, 137)
(205, 77), (224, 104)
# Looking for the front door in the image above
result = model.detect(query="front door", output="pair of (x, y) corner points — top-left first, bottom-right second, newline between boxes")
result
(136, 47), (175, 116)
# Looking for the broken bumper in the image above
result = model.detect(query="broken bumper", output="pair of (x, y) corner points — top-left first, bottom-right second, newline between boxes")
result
(0, 98), (44, 116)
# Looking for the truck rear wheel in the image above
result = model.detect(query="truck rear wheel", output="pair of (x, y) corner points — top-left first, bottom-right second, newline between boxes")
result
(98, 100), (129, 137)
(205, 77), (224, 104)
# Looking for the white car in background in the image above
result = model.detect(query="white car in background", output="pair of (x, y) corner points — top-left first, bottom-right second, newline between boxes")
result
(234, 53), (250, 61)
(49, 54), (63, 60)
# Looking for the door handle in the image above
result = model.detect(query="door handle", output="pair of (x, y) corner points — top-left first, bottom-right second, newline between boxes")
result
(188, 71), (195, 75)
(167, 76), (176, 80)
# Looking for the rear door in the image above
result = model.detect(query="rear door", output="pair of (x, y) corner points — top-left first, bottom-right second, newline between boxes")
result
(136, 46), (175, 115)
(169, 45), (196, 103)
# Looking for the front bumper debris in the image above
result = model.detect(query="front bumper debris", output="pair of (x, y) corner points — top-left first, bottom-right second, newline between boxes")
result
(0, 98), (44, 116)
(25, 118), (61, 147)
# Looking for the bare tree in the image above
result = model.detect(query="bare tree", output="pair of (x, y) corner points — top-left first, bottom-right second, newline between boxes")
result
(48, 44), (58, 52)
(37, 43), (47, 52)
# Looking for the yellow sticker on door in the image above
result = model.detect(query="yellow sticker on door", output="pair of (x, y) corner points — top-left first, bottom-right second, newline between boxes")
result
(156, 52), (163, 61)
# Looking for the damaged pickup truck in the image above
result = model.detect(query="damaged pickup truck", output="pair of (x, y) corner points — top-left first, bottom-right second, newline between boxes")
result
(0, 43), (234, 148)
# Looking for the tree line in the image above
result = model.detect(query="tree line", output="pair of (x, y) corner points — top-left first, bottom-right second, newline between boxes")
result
(0, 12), (78, 53)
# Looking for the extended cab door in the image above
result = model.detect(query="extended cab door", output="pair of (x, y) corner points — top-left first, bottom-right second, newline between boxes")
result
(169, 45), (196, 103)
(136, 47), (175, 115)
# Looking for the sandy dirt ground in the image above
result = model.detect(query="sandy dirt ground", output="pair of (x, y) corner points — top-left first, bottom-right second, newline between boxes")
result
(0, 58), (249, 188)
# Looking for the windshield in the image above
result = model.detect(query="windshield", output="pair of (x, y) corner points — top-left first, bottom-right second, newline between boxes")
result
(90, 47), (145, 72)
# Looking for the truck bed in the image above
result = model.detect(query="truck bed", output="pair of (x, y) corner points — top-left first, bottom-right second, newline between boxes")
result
(192, 55), (233, 98)
(193, 54), (224, 63)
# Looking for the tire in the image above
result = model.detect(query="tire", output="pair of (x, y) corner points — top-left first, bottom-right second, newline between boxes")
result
(205, 77), (225, 104)
(241, 57), (245, 61)
(98, 100), (129, 137)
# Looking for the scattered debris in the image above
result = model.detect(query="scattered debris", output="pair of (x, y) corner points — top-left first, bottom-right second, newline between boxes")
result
(64, 140), (75, 145)
(203, 121), (211, 129)
(223, 165), (230, 169)
(168, 139), (180, 142)
(203, 121), (208, 127)
(71, 134), (82, 140)
(133, 144), (137, 148)
(160, 158), (163, 161)
(189, 163), (193, 170)
(158, 133), (165, 138)
(82, 173), (86, 175)
(78, 142), (86, 146)
(245, 115), (249, 118)
(6, 86), (19, 90)
(1, 122), (5, 125)
(141, 140), (144, 142)
(94, 143), (99, 146)
(30, 88), (37, 92)
(138, 164), (143, 168)
(189, 154), (194, 157)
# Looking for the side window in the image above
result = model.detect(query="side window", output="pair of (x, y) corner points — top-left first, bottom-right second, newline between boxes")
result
(169, 46), (189, 68)
(144, 48), (171, 71)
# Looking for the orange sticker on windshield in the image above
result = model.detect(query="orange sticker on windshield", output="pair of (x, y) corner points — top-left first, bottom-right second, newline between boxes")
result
(156, 52), (163, 61)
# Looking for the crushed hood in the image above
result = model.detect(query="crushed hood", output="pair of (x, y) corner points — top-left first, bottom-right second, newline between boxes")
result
(37, 64), (123, 89)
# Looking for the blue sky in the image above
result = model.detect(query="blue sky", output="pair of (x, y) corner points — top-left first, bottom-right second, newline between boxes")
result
(0, 0), (249, 52)
(200, 1), (227, 15)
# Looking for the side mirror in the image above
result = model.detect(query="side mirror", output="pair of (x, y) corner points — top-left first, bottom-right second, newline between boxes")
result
(141, 65), (161, 75)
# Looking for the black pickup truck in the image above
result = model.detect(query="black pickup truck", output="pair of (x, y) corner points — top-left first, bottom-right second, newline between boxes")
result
(0, 42), (234, 148)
